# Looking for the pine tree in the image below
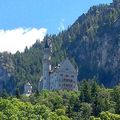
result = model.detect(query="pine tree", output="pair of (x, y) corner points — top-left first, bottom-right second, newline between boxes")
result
(34, 89), (40, 97)
(66, 104), (73, 118)
(101, 83), (105, 89)
(1, 89), (8, 99)
(16, 88), (21, 99)
(104, 99), (110, 111)
(79, 79), (91, 103)
(91, 81), (99, 98)
(92, 93), (105, 117)
(115, 98), (120, 114)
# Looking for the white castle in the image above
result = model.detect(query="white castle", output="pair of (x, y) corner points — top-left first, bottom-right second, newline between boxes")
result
(38, 36), (78, 92)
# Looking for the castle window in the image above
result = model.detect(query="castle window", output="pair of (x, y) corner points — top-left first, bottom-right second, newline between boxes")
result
(60, 74), (63, 76)
(74, 81), (75, 83)
(71, 75), (74, 78)
(59, 84), (61, 86)
(66, 68), (68, 70)
(66, 75), (69, 77)
(44, 78), (46, 79)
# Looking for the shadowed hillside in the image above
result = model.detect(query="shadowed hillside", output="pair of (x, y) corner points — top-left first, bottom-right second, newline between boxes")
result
(1, 0), (120, 93)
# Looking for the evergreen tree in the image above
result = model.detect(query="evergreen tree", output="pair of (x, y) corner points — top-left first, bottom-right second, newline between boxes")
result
(101, 83), (105, 89)
(1, 89), (8, 99)
(16, 88), (21, 99)
(92, 94), (105, 117)
(79, 79), (91, 103)
(115, 98), (120, 114)
(66, 105), (73, 118)
(34, 89), (40, 97)
(104, 99), (110, 111)
(91, 81), (99, 99)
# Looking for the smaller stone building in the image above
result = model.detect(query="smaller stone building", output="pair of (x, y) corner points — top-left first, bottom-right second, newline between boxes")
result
(23, 82), (32, 96)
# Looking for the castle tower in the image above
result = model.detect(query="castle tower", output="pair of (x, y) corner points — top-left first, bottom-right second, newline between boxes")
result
(24, 82), (32, 96)
(42, 36), (52, 90)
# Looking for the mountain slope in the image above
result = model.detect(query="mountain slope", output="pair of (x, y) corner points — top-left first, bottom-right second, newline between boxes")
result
(2, 0), (120, 93)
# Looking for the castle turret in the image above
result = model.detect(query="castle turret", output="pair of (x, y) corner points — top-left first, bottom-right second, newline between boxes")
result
(42, 36), (52, 90)
(24, 82), (32, 96)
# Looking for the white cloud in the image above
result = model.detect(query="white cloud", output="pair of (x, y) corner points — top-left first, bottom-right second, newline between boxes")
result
(58, 19), (65, 31)
(60, 22), (65, 30)
(58, 27), (60, 30)
(0, 28), (47, 54)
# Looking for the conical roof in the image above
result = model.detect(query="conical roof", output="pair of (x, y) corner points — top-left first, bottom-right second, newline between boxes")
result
(45, 40), (49, 48)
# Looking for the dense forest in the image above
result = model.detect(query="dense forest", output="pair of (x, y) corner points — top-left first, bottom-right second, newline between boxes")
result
(1, 1), (120, 119)
(1, 80), (120, 119)
(1, 0), (120, 94)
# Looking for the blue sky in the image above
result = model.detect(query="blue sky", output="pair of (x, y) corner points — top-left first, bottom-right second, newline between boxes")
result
(0, 0), (113, 53)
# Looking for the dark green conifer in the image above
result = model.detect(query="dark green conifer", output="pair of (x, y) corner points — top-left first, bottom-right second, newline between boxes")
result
(34, 89), (40, 97)
(79, 79), (91, 103)
(91, 81), (99, 98)
(1, 89), (8, 99)
(16, 88), (21, 99)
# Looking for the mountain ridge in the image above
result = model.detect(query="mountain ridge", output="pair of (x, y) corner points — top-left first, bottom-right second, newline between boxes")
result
(1, 0), (120, 93)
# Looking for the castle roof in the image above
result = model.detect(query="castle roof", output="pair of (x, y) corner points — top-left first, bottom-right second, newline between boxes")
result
(45, 40), (49, 48)
(44, 35), (52, 48)
(26, 82), (31, 86)
(50, 59), (65, 73)
(50, 57), (77, 75)
(39, 76), (43, 82)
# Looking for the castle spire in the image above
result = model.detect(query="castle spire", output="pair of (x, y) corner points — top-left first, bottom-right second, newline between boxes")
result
(45, 40), (49, 48)
(42, 35), (52, 90)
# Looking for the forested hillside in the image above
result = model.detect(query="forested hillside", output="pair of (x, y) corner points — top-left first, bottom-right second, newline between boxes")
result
(1, 80), (120, 119)
(1, 0), (120, 93)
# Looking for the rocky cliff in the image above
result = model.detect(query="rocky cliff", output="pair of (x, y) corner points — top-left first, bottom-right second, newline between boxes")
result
(2, 1), (120, 93)
(67, 18), (120, 87)
(0, 52), (14, 93)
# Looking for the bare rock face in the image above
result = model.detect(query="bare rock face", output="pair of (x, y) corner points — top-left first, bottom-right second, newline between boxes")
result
(0, 66), (9, 92)
(0, 53), (14, 93)
(69, 19), (120, 87)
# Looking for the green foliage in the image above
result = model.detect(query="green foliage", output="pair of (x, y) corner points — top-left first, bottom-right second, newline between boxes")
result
(1, 0), (120, 95)
(34, 89), (40, 97)
(16, 88), (21, 99)
(79, 79), (91, 103)
(0, 112), (7, 120)
(1, 0), (120, 119)
(92, 94), (105, 117)
(1, 89), (8, 99)
(1, 81), (120, 119)
(55, 109), (65, 116)
(79, 102), (93, 120)
(91, 81), (99, 98)
(100, 111), (120, 120)
(49, 95), (63, 110)
(0, 97), (71, 120)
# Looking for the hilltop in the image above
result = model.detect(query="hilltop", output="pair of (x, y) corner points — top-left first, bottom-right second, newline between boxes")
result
(1, 0), (120, 93)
